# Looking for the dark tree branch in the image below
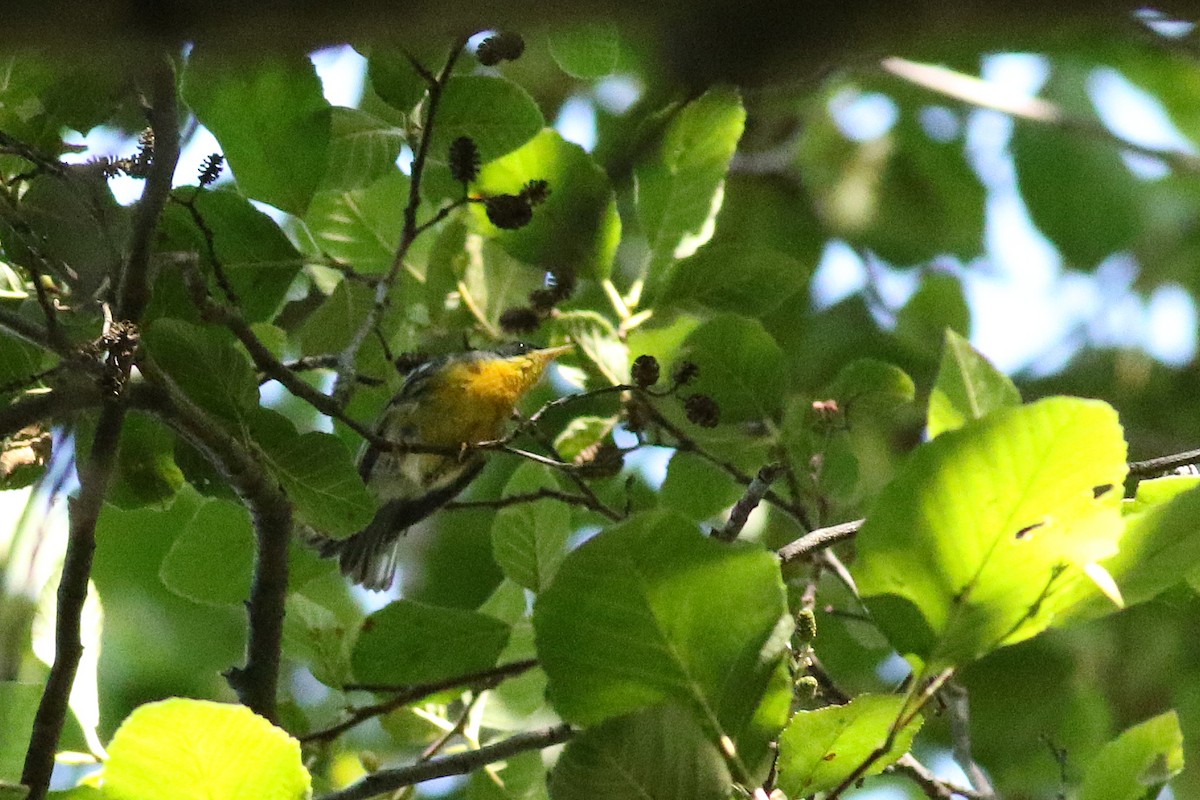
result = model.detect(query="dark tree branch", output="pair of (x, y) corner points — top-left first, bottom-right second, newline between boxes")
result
(0, 383), (102, 439)
(317, 724), (574, 800)
(302, 658), (538, 744)
(0, 305), (55, 353)
(128, 373), (289, 721)
(447, 487), (617, 518)
(714, 462), (783, 542)
(20, 57), (181, 800)
(1128, 448), (1200, 478)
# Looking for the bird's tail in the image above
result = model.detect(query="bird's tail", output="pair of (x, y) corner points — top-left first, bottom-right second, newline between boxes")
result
(301, 500), (415, 591)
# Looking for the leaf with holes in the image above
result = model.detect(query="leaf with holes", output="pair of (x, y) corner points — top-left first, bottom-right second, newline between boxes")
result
(853, 397), (1127, 668)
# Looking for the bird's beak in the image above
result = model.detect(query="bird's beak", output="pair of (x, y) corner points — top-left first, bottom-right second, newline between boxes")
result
(532, 343), (575, 365)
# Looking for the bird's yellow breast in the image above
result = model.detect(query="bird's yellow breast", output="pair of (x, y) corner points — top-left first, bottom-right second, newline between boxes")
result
(416, 356), (542, 444)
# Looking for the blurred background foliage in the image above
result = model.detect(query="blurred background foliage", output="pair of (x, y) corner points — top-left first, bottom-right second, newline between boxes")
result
(3, 5), (1200, 800)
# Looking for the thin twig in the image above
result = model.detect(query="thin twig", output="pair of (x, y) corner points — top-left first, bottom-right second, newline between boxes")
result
(1128, 447), (1200, 477)
(317, 724), (574, 800)
(944, 681), (996, 798)
(21, 58), (181, 800)
(333, 37), (470, 404)
(129, 371), (289, 721)
(419, 692), (482, 761)
(446, 487), (616, 518)
(881, 56), (1200, 174)
(891, 753), (988, 800)
(302, 659), (539, 744)
(777, 519), (863, 564)
(714, 462), (783, 542)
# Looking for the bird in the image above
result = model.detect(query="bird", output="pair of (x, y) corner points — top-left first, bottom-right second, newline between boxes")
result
(309, 342), (574, 590)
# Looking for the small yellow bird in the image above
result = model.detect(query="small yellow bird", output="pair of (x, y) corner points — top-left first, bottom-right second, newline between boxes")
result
(311, 342), (573, 590)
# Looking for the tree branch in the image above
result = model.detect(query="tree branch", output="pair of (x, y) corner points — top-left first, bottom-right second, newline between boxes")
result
(317, 724), (574, 800)
(332, 36), (470, 404)
(302, 658), (538, 744)
(20, 57), (181, 800)
(128, 373), (290, 721)
(777, 519), (863, 564)
(714, 463), (783, 542)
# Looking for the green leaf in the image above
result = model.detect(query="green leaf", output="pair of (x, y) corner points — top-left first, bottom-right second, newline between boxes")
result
(351, 600), (511, 685)
(549, 705), (731, 800)
(827, 358), (916, 418)
(533, 510), (791, 748)
(108, 415), (184, 509)
(143, 319), (258, 424)
(4, 172), (129, 300)
(472, 129), (621, 280)
(320, 106), (406, 192)
(0, 327), (46, 403)
(547, 20), (620, 79)
(491, 462), (572, 592)
(636, 87), (745, 282)
(551, 310), (628, 387)
(102, 698), (309, 800)
(304, 169), (408, 274)
(776, 694), (923, 797)
(660, 452), (743, 522)
(283, 594), (355, 689)
(0, 683), (41, 782)
(894, 271), (970, 355)
(660, 242), (810, 316)
(250, 409), (377, 537)
(1060, 476), (1200, 622)
(468, 751), (549, 800)
(554, 415), (616, 463)
(366, 46), (434, 114)
(0, 54), (125, 153)
(151, 188), (304, 324)
(1078, 711), (1184, 800)
(296, 278), (377, 354)
(928, 329), (1021, 438)
(183, 51), (331, 216)
(431, 75), (544, 164)
(853, 398), (1128, 668)
(1011, 62), (1139, 267)
(159, 498), (255, 606)
(677, 314), (785, 423)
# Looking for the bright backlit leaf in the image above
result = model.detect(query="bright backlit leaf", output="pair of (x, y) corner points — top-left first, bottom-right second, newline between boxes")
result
(777, 694), (923, 797)
(102, 699), (309, 800)
(1078, 711), (1184, 800)
(854, 397), (1127, 668)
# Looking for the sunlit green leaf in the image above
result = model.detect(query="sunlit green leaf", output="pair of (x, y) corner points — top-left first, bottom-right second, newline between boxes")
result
(928, 329), (1020, 438)
(777, 694), (923, 797)
(102, 698), (309, 800)
(1078, 711), (1184, 800)
(854, 398), (1127, 667)
(533, 510), (791, 753)
(473, 129), (621, 280)
(637, 87), (745, 283)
